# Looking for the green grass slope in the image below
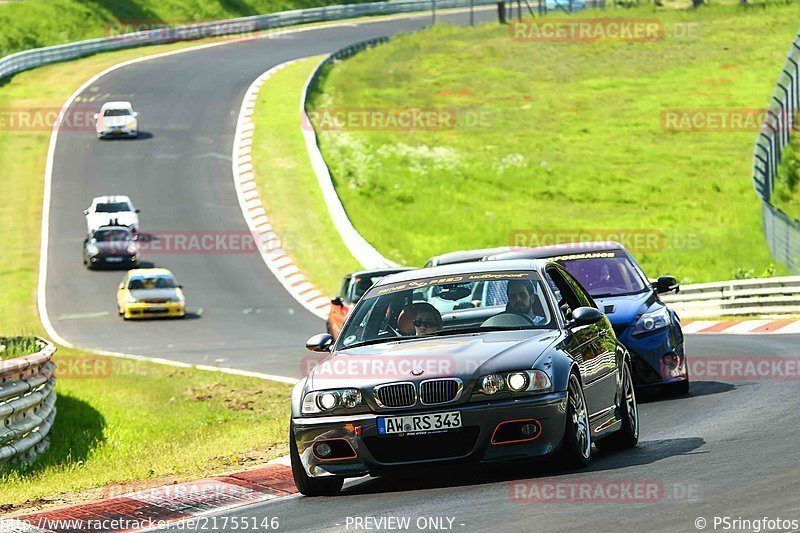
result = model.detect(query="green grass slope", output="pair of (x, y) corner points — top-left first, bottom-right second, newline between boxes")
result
(309, 4), (800, 282)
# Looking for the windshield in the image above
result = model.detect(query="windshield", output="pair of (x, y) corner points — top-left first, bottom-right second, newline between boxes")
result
(95, 202), (131, 213)
(552, 251), (647, 297)
(349, 271), (405, 303)
(337, 270), (555, 349)
(129, 275), (177, 290)
(103, 108), (131, 117)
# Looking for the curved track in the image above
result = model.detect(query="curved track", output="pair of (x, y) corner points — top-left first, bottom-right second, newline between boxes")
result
(46, 11), (490, 378)
(44, 9), (800, 532)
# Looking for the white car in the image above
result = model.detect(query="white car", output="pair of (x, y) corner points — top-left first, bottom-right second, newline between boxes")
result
(84, 195), (140, 234)
(94, 101), (139, 139)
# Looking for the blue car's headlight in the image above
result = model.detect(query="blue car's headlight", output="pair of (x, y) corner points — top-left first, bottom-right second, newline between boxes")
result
(632, 306), (671, 336)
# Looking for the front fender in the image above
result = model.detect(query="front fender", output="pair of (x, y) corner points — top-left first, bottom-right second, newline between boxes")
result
(291, 377), (308, 418)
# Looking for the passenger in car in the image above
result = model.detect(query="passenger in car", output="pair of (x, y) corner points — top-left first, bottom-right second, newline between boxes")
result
(397, 302), (443, 336)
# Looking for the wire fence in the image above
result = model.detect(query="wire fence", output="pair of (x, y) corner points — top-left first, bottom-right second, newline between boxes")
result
(753, 28), (800, 273)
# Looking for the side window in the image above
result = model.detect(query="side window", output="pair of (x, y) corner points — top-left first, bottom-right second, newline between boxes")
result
(546, 268), (583, 321)
(561, 270), (595, 309)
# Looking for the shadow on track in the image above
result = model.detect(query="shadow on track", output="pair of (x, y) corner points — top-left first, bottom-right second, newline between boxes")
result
(638, 381), (736, 404)
(341, 437), (705, 497)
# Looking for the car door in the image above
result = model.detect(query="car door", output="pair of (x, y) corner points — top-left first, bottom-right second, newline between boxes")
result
(545, 266), (608, 418)
(560, 267), (618, 417)
(116, 273), (128, 310)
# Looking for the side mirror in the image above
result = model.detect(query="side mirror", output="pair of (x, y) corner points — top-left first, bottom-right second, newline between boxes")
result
(93, 113), (99, 120)
(331, 296), (344, 306)
(654, 275), (679, 294)
(306, 333), (334, 353)
(568, 307), (604, 328)
(177, 284), (184, 289)
(135, 208), (141, 213)
(83, 209), (89, 215)
(133, 112), (139, 118)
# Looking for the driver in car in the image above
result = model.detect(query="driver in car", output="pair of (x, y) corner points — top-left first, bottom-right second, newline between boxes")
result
(506, 280), (547, 326)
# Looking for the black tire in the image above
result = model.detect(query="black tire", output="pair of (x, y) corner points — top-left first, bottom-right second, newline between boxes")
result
(596, 360), (639, 452)
(289, 423), (344, 496)
(554, 373), (592, 469)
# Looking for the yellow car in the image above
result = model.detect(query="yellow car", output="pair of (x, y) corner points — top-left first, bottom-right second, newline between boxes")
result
(117, 268), (186, 320)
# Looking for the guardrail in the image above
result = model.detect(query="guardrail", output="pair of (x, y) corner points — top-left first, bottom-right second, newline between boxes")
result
(661, 276), (800, 318)
(0, 337), (57, 466)
(0, 0), (500, 82)
(752, 27), (800, 273)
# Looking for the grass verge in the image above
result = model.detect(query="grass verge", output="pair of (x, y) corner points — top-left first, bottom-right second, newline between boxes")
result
(309, 4), (800, 283)
(250, 56), (361, 295)
(0, 353), (291, 514)
(0, 0), (368, 57)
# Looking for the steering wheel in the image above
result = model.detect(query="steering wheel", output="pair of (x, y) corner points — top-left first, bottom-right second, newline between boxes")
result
(481, 312), (538, 328)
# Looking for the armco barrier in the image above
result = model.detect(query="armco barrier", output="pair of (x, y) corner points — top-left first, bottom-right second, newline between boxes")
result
(0, 337), (57, 465)
(752, 27), (800, 273)
(0, 0), (499, 82)
(661, 276), (800, 318)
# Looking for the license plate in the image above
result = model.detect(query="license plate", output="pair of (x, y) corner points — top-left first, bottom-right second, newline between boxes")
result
(377, 411), (461, 435)
(112, 129), (123, 134)
(105, 257), (123, 262)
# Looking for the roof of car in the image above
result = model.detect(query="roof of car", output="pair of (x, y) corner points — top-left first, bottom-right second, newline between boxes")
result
(92, 195), (132, 204)
(100, 101), (133, 110)
(347, 267), (415, 278)
(373, 259), (550, 286)
(487, 241), (626, 260)
(425, 246), (515, 266)
(127, 268), (174, 277)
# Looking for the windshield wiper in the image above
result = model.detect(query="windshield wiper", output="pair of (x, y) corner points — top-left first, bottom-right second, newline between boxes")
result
(342, 337), (401, 349)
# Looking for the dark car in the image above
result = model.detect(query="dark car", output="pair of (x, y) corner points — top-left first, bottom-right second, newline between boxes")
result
(327, 267), (415, 339)
(83, 225), (139, 269)
(423, 246), (514, 267)
(291, 260), (639, 496)
(488, 242), (687, 394)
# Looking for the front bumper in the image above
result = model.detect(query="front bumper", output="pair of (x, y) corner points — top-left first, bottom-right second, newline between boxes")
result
(123, 301), (185, 319)
(616, 323), (687, 388)
(292, 391), (568, 478)
(86, 254), (138, 268)
(98, 128), (137, 138)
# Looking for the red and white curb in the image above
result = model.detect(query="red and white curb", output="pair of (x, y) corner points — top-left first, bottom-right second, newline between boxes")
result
(231, 60), (332, 320)
(682, 318), (800, 335)
(5, 458), (296, 532)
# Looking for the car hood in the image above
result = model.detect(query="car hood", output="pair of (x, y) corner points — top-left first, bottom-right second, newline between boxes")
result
(87, 212), (137, 231)
(99, 116), (134, 128)
(594, 291), (657, 326)
(130, 288), (179, 300)
(307, 329), (561, 390)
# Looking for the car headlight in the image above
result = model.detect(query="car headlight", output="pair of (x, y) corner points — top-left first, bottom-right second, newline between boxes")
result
(86, 244), (100, 255)
(125, 294), (138, 303)
(127, 244), (137, 254)
(632, 306), (671, 336)
(477, 370), (551, 395)
(126, 122), (137, 129)
(169, 296), (183, 303)
(302, 388), (362, 414)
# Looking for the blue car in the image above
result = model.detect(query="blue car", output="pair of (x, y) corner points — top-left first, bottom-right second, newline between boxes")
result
(488, 241), (688, 394)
